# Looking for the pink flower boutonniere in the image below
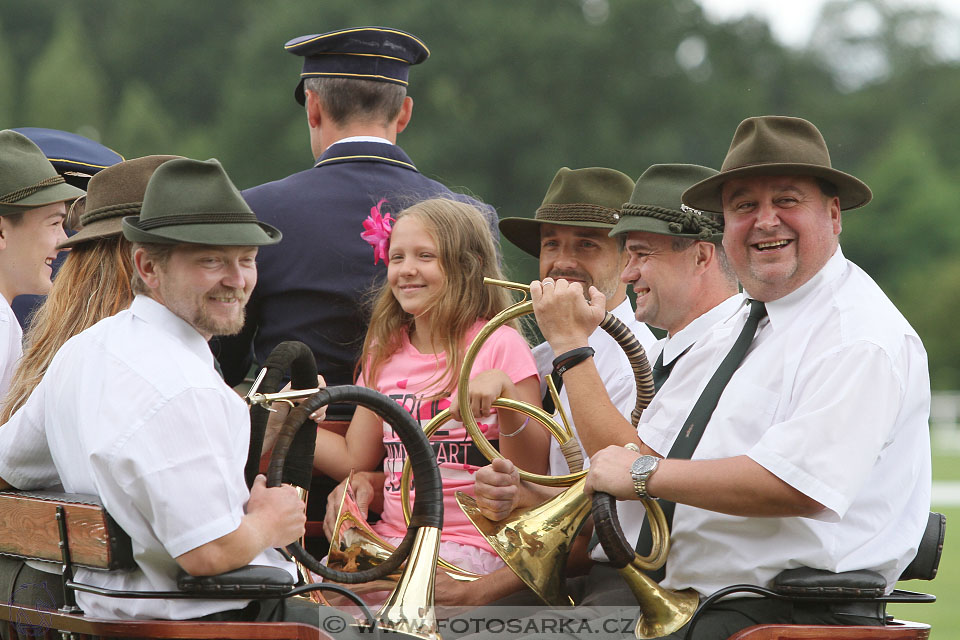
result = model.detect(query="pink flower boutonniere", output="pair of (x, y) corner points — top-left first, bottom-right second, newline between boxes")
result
(360, 199), (394, 264)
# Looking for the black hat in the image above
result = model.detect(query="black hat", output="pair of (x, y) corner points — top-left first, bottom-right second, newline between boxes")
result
(13, 127), (123, 190)
(285, 27), (430, 105)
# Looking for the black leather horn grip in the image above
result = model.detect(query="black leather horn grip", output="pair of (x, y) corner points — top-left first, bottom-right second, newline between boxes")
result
(599, 313), (654, 427)
(247, 341), (318, 490)
(591, 491), (635, 569)
(266, 385), (443, 584)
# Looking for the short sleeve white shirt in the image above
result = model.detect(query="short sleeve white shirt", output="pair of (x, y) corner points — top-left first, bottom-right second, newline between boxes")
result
(0, 295), (23, 399)
(0, 295), (294, 620)
(590, 294), (742, 563)
(638, 248), (931, 596)
(534, 297), (657, 476)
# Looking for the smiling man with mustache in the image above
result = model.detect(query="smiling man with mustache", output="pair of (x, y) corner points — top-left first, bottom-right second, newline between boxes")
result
(499, 167), (657, 476)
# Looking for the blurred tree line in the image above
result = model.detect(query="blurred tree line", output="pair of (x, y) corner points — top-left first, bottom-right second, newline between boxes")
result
(2, 0), (959, 387)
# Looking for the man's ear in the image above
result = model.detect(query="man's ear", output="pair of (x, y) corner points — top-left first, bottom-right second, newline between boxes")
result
(395, 96), (413, 134)
(134, 247), (161, 291)
(0, 218), (7, 250)
(305, 90), (323, 130)
(694, 241), (714, 272)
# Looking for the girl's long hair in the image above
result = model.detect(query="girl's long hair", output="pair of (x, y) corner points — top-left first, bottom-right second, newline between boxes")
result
(0, 237), (134, 423)
(359, 198), (513, 394)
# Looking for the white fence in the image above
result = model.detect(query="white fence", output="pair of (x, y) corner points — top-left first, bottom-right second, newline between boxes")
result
(931, 391), (960, 452)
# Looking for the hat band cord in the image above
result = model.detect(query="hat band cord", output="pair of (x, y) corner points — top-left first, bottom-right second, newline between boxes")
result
(0, 175), (66, 205)
(82, 202), (142, 226)
(136, 212), (259, 230)
(535, 203), (620, 225)
(621, 203), (724, 239)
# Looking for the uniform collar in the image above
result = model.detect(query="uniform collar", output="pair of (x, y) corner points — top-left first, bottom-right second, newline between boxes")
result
(314, 140), (418, 172)
(662, 293), (742, 366)
(130, 295), (216, 368)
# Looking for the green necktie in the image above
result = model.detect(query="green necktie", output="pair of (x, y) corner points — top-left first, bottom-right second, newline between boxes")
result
(635, 299), (767, 581)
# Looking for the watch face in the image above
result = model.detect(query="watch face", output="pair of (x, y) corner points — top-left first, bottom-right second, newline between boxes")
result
(631, 455), (658, 477)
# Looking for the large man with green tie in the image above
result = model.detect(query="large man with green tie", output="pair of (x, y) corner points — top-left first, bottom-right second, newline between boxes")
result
(471, 116), (931, 638)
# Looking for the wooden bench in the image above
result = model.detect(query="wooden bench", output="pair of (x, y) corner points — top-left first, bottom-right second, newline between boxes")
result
(0, 491), (339, 640)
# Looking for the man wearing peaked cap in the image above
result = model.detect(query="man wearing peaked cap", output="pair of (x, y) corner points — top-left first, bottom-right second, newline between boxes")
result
(468, 117), (929, 639)
(0, 158), (355, 633)
(0, 130), (84, 399)
(217, 26), (498, 397)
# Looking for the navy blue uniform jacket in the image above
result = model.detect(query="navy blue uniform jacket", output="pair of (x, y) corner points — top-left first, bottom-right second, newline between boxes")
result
(214, 140), (497, 389)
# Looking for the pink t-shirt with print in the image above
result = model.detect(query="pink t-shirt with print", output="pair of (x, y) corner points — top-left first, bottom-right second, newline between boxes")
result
(357, 320), (538, 551)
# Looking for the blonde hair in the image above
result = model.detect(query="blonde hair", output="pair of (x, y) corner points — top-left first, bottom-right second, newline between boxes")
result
(360, 198), (513, 394)
(1, 237), (135, 423)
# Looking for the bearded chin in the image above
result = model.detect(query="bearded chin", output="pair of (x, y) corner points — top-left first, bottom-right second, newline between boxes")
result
(195, 304), (247, 337)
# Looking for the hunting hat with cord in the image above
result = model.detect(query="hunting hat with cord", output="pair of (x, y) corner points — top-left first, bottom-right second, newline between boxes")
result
(59, 155), (183, 250)
(499, 167), (634, 257)
(0, 130), (85, 216)
(122, 158), (281, 247)
(682, 115), (873, 214)
(610, 164), (722, 241)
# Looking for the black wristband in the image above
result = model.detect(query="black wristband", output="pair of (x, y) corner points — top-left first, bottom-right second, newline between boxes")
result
(552, 346), (595, 377)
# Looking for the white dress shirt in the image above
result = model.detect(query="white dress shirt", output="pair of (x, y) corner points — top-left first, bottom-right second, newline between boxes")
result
(0, 295), (22, 399)
(0, 295), (294, 620)
(534, 297), (657, 476)
(638, 248), (931, 596)
(591, 294), (742, 563)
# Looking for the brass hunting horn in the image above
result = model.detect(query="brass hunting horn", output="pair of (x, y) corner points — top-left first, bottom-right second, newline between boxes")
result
(254, 341), (446, 639)
(453, 279), (696, 638)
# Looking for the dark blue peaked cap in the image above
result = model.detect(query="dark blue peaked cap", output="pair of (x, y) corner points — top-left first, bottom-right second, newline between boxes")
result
(13, 127), (123, 190)
(285, 27), (430, 105)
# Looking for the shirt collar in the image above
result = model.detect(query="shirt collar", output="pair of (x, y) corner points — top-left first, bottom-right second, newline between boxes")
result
(129, 295), (216, 368)
(329, 135), (393, 146)
(662, 294), (742, 365)
(610, 296), (637, 326)
(760, 246), (847, 330)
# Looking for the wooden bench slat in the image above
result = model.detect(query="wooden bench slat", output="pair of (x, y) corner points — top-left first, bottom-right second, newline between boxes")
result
(0, 492), (134, 570)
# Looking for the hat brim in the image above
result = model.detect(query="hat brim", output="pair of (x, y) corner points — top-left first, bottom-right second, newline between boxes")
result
(121, 217), (282, 246)
(681, 163), (873, 214)
(499, 217), (616, 257)
(58, 217), (125, 249)
(3, 181), (85, 210)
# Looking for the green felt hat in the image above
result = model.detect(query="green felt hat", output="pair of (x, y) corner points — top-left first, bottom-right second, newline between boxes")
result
(610, 164), (722, 240)
(59, 155), (183, 249)
(122, 158), (281, 246)
(499, 167), (633, 257)
(682, 116), (873, 213)
(0, 130), (84, 215)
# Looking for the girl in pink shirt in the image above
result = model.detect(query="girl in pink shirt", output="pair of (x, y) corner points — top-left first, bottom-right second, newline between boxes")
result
(314, 198), (547, 574)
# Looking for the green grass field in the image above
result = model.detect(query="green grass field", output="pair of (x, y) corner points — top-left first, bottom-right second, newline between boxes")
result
(885, 451), (957, 637)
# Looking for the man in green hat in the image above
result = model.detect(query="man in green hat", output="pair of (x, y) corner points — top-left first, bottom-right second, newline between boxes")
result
(473, 117), (930, 638)
(499, 166), (656, 476)
(0, 158), (355, 632)
(0, 130), (84, 398)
